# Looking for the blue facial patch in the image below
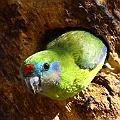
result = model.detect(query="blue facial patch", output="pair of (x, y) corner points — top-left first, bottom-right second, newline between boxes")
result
(52, 61), (60, 71)
(34, 61), (60, 76)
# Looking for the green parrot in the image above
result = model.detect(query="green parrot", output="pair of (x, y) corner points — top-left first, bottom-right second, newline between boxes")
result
(19, 30), (107, 100)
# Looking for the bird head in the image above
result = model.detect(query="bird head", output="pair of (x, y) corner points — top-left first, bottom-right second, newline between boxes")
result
(19, 50), (60, 95)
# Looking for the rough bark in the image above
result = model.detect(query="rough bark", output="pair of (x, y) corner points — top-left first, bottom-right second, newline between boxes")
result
(0, 0), (120, 120)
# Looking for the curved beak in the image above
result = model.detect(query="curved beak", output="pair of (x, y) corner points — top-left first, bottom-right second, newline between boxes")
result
(25, 75), (43, 93)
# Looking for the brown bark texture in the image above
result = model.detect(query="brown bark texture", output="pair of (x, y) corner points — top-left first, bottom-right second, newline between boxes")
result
(0, 0), (120, 120)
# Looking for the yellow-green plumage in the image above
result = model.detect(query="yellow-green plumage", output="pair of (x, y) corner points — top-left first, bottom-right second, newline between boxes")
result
(20, 30), (107, 100)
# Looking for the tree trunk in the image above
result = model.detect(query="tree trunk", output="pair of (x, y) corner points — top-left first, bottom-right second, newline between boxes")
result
(0, 0), (120, 120)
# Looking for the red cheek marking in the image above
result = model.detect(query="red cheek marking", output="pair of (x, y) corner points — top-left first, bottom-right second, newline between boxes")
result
(21, 64), (34, 74)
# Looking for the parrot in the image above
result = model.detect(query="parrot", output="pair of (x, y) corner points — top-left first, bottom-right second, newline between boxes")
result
(19, 30), (107, 100)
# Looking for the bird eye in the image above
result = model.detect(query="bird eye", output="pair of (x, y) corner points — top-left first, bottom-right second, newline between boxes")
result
(42, 62), (50, 71)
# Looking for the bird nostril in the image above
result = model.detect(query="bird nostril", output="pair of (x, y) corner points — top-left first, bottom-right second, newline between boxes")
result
(21, 64), (34, 74)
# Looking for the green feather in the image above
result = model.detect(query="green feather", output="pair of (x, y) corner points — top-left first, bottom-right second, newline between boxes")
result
(47, 30), (106, 69)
